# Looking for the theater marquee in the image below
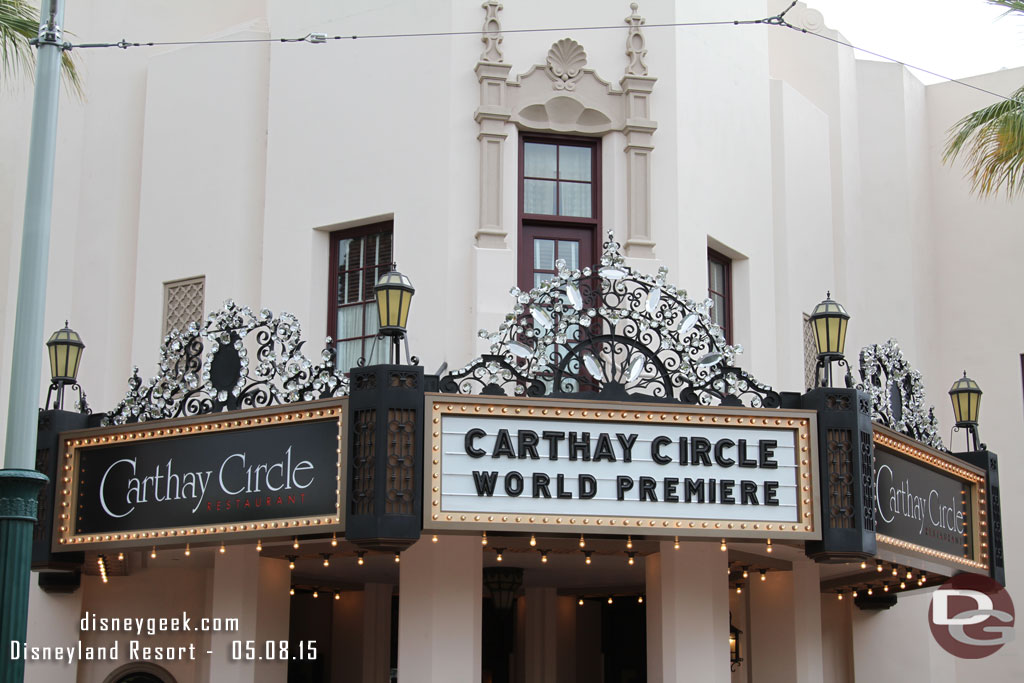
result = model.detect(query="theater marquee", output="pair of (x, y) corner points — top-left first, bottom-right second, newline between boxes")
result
(872, 425), (988, 571)
(54, 400), (345, 551)
(425, 395), (820, 539)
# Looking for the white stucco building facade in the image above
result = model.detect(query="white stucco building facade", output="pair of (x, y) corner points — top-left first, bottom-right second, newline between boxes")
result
(1, 1), (1022, 681)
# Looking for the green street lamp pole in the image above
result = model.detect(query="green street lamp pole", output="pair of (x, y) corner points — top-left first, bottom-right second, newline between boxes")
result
(1, 0), (66, 679)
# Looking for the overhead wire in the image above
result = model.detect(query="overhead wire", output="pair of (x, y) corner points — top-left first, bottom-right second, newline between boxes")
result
(52, 1), (1020, 103)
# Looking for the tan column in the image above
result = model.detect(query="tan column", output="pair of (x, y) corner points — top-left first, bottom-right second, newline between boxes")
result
(362, 583), (393, 683)
(748, 556), (824, 683)
(397, 535), (481, 683)
(207, 547), (290, 683)
(792, 558), (824, 682)
(524, 586), (559, 683)
(646, 541), (730, 683)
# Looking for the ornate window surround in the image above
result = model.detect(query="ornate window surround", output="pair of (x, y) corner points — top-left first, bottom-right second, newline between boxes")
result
(474, 1), (657, 258)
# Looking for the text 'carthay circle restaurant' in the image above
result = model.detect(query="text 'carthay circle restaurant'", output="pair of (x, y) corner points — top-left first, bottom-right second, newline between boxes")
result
(2, 1), (1021, 682)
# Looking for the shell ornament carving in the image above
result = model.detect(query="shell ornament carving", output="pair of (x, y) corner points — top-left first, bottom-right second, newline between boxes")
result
(546, 38), (587, 91)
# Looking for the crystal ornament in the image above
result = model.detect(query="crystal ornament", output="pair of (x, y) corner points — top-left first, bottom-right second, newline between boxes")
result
(645, 287), (661, 314)
(582, 352), (604, 381)
(698, 353), (723, 367)
(626, 354), (645, 383)
(678, 314), (698, 335)
(599, 266), (627, 280)
(566, 283), (583, 310)
(507, 341), (533, 359)
(532, 308), (553, 330)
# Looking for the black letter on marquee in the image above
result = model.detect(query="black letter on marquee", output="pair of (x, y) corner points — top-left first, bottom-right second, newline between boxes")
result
(579, 474), (597, 499)
(505, 471), (524, 497)
(518, 430), (540, 459)
(651, 436), (672, 465)
(691, 437), (712, 466)
(714, 439), (736, 467)
(556, 473), (572, 499)
(493, 429), (516, 459)
(616, 476), (635, 501)
(569, 432), (591, 461)
(740, 481), (759, 505)
(764, 481), (780, 506)
(737, 439), (756, 468)
(616, 433), (638, 463)
(543, 431), (565, 460)
(465, 429), (486, 457)
(533, 473), (551, 498)
(759, 440), (779, 469)
(720, 479), (735, 504)
(639, 477), (658, 502)
(684, 478), (705, 503)
(664, 477), (679, 502)
(593, 434), (616, 462)
(472, 471), (498, 496)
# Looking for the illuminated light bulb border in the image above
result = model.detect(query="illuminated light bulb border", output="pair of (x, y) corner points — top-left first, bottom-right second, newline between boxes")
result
(876, 533), (988, 570)
(872, 431), (984, 483)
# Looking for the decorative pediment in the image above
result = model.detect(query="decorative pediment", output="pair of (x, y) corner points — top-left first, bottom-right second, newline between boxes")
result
(103, 301), (349, 425)
(858, 339), (945, 451)
(441, 234), (780, 408)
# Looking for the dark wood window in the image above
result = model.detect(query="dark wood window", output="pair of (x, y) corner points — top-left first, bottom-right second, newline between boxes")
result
(518, 135), (600, 290)
(328, 222), (394, 372)
(707, 248), (732, 344)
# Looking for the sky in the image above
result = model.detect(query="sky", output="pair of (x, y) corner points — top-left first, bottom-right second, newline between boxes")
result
(807, 0), (1024, 86)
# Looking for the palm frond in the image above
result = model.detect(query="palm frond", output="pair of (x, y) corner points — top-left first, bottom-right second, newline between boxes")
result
(987, 0), (1024, 17)
(0, 0), (82, 98)
(944, 84), (1024, 199)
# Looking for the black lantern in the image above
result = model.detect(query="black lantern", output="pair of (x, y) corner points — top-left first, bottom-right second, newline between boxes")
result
(483, 566), (523, 611)
(44, 321), (88, 412)
(809, 292), (852, 388)
(949, 372), (982, 450)
(729, 616), (743, 671)
(374, 270), (415, 364)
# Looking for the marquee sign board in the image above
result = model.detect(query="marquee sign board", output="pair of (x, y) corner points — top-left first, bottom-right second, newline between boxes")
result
(54, 399), (345, 551)
(872, 426), (988, 572)
(424, 394), (820, 539)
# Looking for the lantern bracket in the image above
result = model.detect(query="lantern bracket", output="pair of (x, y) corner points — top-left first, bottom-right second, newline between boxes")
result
(815, 355), (854, 390)
(44, 380), (89, 414)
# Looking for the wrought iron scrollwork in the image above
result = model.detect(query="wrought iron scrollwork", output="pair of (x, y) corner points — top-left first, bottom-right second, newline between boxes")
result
(858, 339), (944, 451)
(441, 233), (779, 408)
(439, 354), (546, 397)
(679, 364), (781, 408)
(103, 300), (350, 425)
